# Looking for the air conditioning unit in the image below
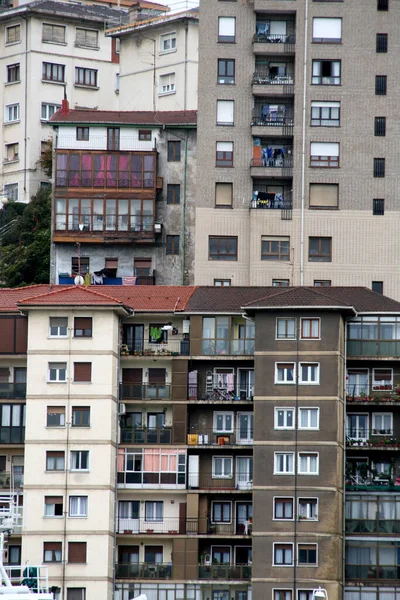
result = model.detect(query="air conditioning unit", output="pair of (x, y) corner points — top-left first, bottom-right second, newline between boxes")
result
(119, 403), (126, 416)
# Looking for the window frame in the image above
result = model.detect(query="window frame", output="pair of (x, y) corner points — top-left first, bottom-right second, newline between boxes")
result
(159, 31), (177, 54)
(46, 406), (66, 428)
(139, 130), (152, 141)
(276, 318), (296, 340)
(6, 63), (20, 84)
(159, 72), (176, 95)
(300, 318), (320, 340)
(167, 183), (181, 205)
(375, 75), (387, 96)
(273, 497), (294, 521)
(43, 542), (62, 563)
(298, 498), (319, 521)
(69, 495), (88, 518)
(311, 59), (341, 85)
(312, 17), (342, 43)
(74, 317), (92, 338)
(68, 541), (87, 564)
(75, 27), (99, 49)
(217, 58), (235, 84)
(213, 411), (234, 433)
(261, 236), (290, 261)
(212, 455), (233, 479)
(72, 407), (90, 427)
(166, 234), (180, 255)
(372, 367), (393, 391)
(372, 412), (393, 434)
(275, 362), (296, 384)
(374, 157), (385, 177)
(145, 501), (164, 522)
(298, 408), (320, 430)
(218, 16), (236, 43)
(6, 25), (21, 45)
(167, 140), (181, 162)
(5, 103), (20, 124)
(374, 117), (386, 137)
(314, 280), (331, 287)
(42, 23), (66, 44)
(75, 66), (98, 88)
(46, 451), (65, 472)
(76, 127), (89, 141)
(211, 501), (232, 524)
(44, 496), (63, 517)
(297, 543), (318, 566)
(273, 542), (294, 566)
(216, 142), (234, 167)
(274, 408), (295, 430)
(49, 316), (68, 338)
(42, 62), (65, 83)
(373, 198), (385, 215)
(298, 452), (319, 475)
(216, 100), (234, 126)
(70, 450), (89, 472)
(209, 236), (238, 261)
(274, 591), (293, 600)
(308, 236), (332, 262)
(310, 102), (340, 127)
(48, 362), (67, 383)
(41, 102), (61, 121)
(214, 279), (231, 287)
(274, 452), (295, 475)
(376, 33), (388, 53)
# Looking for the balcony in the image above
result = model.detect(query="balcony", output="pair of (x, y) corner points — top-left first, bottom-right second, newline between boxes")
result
(189, 385), (254, 402)
(53, 212), (156, 244)
(346, 429), (400, 450)
(59, 271), (156, 286)
(0, 384), (26, 400)
(0, 427), (25, 444)
(250, 155), (293, 177)
(121, 427), (172, 444)
(117, 471), (185, 489)
(345, 565), (400, 581)
(251, 108), (294, 136)
(252, 71), (294, 96)
(117, 517), (181, 535)
(346, 518), (400, 534)
(250, 193), (292, 210)
(116, 563), (172, 579)
(347, 317), (400, 358)
(0, 472), (23, 490)
(120, 384), (171, 401)
(121, 340), (190, 357)
(253, 33), (295, 54)
(198, 564), (251, 580)
(187, 428), (253, 447)
(200, 340), (254, 356)
(56, 135), (156, 152)
(187, 517), (252, 536)
(188, 473), (253, 491)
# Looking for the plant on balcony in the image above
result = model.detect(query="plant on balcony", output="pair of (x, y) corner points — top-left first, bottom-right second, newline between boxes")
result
(150, 327), (163, 342)
(146, 528), (154, 534)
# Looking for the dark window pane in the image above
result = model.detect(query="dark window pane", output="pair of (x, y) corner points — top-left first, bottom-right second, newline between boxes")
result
(376, 33), (388, 53)
(373, 198), (385, 215)
(375, 117), (386, 136)
(375, 75), (387, 95)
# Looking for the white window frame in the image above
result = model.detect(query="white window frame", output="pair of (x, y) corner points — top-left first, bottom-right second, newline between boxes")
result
(273, 497), (294, 521)
(276, 318), (296, 340)
(300, 318), (320, 340)
(273, 590), (293, 600)
(212, 456), (233, 479)
(160, 31), (177, 53)
(275, 362), (296, 384)
(48, 362), (67, 383)
(274, 452), (295, 475)
(4, 142), (19, 162)
(49, 317), (68, 338)
(145, 500), (164, 522)
(298, 498), (318, 521)
(4, 183), (18, 201)
(159, 72), (176, 95)
(218, 16), (236, 42)
(41, 102), (61, 121)
(5, 103), (20, 123)
(69, 495), (88, 517)
(298, 407), (320, 430)
(297, 543), (318, 566)
(372, 412), (393, 435)
(216, 100), (234, 125)
(372, 368), (393, 391)
(299, 362), (320, 385)
(312, 17), (342, 43)
(70, 450), (89, 472)
(273, 542), (294, 566)
(213, 411), (234, 433)
(298, 452), (319, 475)
(44, 496), (63, 517)
(274, 407), (295, 430)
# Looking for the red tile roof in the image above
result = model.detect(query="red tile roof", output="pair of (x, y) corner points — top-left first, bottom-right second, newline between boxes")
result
(17, 286), (126, 307)
(50, 109), (197, 126)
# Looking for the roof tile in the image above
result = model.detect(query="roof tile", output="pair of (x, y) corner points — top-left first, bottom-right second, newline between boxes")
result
(50, 109), (197, 126)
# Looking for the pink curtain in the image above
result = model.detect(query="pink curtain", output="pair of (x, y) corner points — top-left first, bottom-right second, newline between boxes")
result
(118, 449), (125, 472)
(94, 155), (105, 187)
(119, 155), (129, 187)
(81, 154), (92, 186)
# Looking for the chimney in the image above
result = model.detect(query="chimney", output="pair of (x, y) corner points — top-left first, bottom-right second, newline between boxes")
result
(61, 99), (69, 114)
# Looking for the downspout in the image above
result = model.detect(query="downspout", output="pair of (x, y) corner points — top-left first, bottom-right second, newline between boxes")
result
(153, 38), (156, 112)
(300, 0), (309, 285)
(342, 317), (349, 597)
(23, 15), (29, 198)
(181, 133), (188, 285)
(62, 319), (73, 598)
(184, 22), (188, 110)
(112, 317), (121, 599)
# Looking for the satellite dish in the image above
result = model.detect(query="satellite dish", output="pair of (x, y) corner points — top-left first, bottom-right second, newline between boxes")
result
(74, 275), (84, 286)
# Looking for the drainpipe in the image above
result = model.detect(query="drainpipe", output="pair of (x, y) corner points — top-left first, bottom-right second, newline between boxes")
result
(184, 22), (188, 110)
(300, 0), (309, 285)
(22, 15), (29, 198)
(181, 132), (188, 285)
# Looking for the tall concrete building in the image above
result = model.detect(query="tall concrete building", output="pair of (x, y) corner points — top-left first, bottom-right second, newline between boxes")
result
(195, 0), (400, 298)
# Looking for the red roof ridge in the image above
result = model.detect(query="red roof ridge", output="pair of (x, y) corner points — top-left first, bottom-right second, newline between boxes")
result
(17, 285), (124, 306)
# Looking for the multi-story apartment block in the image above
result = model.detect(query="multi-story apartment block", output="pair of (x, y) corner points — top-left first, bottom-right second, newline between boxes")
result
(195, 0), (400, 298)
(1, 283), (400, 600)
(49, 104), (197, 285)
(107, 9), (199, 112)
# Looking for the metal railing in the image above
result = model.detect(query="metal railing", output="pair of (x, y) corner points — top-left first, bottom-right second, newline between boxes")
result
(188, 473), (253, 491)
(251, 112), (294, 127)
(187, 428), (253, 446)
(251, 157), (293, 168)
(200, 340), (254, 356)
(250, 196), (292, 210)
(346, 384), (370, 397)
(56, 136), (156, 151)
(121, 340), (190, 356)
(117, 517), (252, 536)
(252, 70), (294, 86)
(120, 384), (171, 400)
(117, 517), (181, 535)
(5, 565), (49, 592)
(0, 383), (26, 399)
(253, 32), (295, 45)
(188, 385), (254, 402)
(121, 427), (172, 444)
(116, 563), (172, 579)
(346, 428), (394, 439)
(186, 518), (252, 535)
(55, 213), (154, 234)
(198, 564), (251, 580)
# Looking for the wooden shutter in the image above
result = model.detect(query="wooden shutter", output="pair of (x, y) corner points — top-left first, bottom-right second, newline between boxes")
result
(74, 317), (92, 336)
(0, 369), (9, 382)
(76, 28), (98, 48)
(148, 368), (166, 384)
(309, 184), (338, 207)
(74, 363), (92, 382)
(215, 183), (233, 207)
(68, 542), (86, 563)
(122, 368), (142, 383)
(44, 542), (62, 551)
(45, 496), (63, 504)
(67, 590), (85, 600)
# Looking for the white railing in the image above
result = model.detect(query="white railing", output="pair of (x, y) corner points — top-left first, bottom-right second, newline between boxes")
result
(56, 135), (155, 151)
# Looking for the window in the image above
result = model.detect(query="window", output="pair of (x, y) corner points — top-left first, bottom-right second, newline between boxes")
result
(378, 0), (388, 9)
(168, 141), (181, 162)
(298, 544), (317, 565)
(312, 18), (342, 43)
(41, 103), (61, 121)
(312, 60), (340, 85)
(309, 183), (338, 208)
(107, 127), (120, 151)
(217, 100), (234, 125)
(212, 501), (231, 523)
(274, 592), (293, 600)
(46, 451), (65, 471)
(274, 498), (294, 520)
(76, 127), (89, 141)
(6, 64), (20, 83)
(275, 408), (295, 429)
(274, 453), (295, 474)
(273, 543), (294, 566)
(68, 542), (86, 564)
(49, 316), (68, 337)
(166, 235), (180, 255)
(47, 406), (65, 427)
(209, 236), (237, 260)
(372, 412), (393, 434)
(42, 24), (65, 43)
(374, 158), (385, 177)
(299, 408), (319, 429)
(139, 130), (152, 141)
(375, 117), (386, 137)
(105, 258), (118, 272)
(160, 32), (176, 53)
(275, 363), (295, 384)
(310, 142), (339, 167)
(372, 368), (392, 391)
(67, 589), (86, 600)
(218, 17), (235, 42)
(276, 318), (296, 340)
(167, 184), (180, 205)
(300, 363), (320, 384)
(273, 279), (290, 287)
(43, 542), (62, 563)
(4, 183), (18, 201)
(314, 280), (331, 286)
(70, 451), (89, 471)
(76, 28), (98, 48)
(301, 318), (320, 339)
(45, 496), (63, 517)
(375, 75), (387, 95)
(261, 236), (290, 261)
(69, 496), (88, 517)
(159, 73), (175, 94)
(298, 498), (318, 521)
(376, 33), (388, 53)
(72, 407), (90, 427)
(48, 362), (67, 382)
(214, 280), (231, 287)
(214, 412), (234, 433)
(218, 59), (235, 84)
(73, 363), (91, 383)
(298, 453), (319, 474)
(212, 456), (233, 478)
(6, 25), (20, 44)
(149, 327), (167, 344)
(75, 67), (97, 87)
(74, 317), (92, 337)
(145, 501), (163, 522)
(4, 143), (19, 163)
(311, 101), (340, 126)
(298, 592), (313, 600)
(309, 237), (332, 262)
(215, 182), (233, 207)
(5, 104), (20, 123)
(216, 142), (233, 167)
(373, 198), (384, 215)
(371, 281), (384, 294)
(42, 62), (65, 83)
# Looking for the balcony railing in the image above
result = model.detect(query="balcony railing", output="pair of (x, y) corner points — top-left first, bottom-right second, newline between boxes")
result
(188, 385), (254, 402)
(251, 111), (294, 128)
(120, 384), (171, 401)
(253, 32), (295, 47)
(55, 213), (155, 235)
(346, 431), (400, 449)
(117, 471), (185, 488)
(187, 428), (253, 446)
(58, 271), (156, 286)
(345, 519), (400, 534)
(56, 136), (156, 151)
(198, 564), (251, 580)
(117, 517), (252, 536)
(0, 427), (25, 444)
(200, 340), (254, 356)
(0, 384), (26, 400)
(252, 70), (294, 86)
(121, 427), (172, 444)
(345, 565), (400, 581)
(251, 157), (293, 169)
(347, 340), (400, 358)
(188, 473), (253, 491)
(117, 517), (181, 535)
(121, 340), (190, 357)
(187, 517), (252, 536)
(250, 196), (292, 210)
(116, 563), (172, 579)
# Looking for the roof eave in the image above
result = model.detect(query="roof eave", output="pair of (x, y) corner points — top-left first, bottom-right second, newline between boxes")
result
(242, 304), (357, 314)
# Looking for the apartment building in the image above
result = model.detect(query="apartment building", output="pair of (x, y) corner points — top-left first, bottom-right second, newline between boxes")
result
(195, 0), (400, 298)
(1, 283), (399, 600)
(107, 9), (199, 112)
(49, 103), (197, 285)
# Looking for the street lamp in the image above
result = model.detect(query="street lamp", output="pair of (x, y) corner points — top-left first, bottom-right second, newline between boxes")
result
(312, 588), (328, 600)
(0, 196), (8, 229)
